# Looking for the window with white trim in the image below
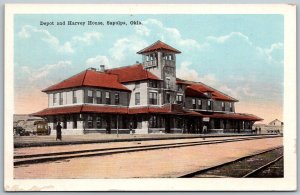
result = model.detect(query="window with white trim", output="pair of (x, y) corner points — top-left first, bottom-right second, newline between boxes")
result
(53, 93), (57, 104)
(198, 99), (202, 109)
(96, 91), (102, 104)
(59, 93), (63, 105)
(176, 95), (183, 104)
(115, 93), (120, 105)
(135, 92), (140, 105)
(87, 90), (93, 103)
(149, 92), (158, 105)
(105, 91), (111, 104)
(192, 99), (196, 109)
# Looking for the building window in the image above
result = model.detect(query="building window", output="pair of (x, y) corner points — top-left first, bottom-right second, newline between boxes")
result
(230, 102), (233, 112)
(222, 102), (225, 111)
(150, 54), (154, 61)
(149, 115), (161, 128)
(166, 93), (171, 103)
(59, 93), (63, 105)
(149, 92), (158, 105)
(176, 95), (183, 104)
(166, 78), (170, 89)
(208, 100), (212, 110)
(135, 81), (140, 89)
(73, 115), (77, 129)
(96, 116), (102, 129)
(96, 91), (102, 104)
(163, 53), (174, 61)
(105, 92), (111, 104)
(53, 93), (57, 104)
(87, 115), (93, 128)
(149, 80), (158, 88)
(115, 93), (120, 105)
(135, 92), (140, 105)
(192, 99), (196, 109)
(198, 99), (202, 109)
(87, 90), (93, 103)
(72, 91), (77, 104)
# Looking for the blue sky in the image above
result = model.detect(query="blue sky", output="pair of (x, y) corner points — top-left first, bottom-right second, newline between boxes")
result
(14, 14), (284, 123)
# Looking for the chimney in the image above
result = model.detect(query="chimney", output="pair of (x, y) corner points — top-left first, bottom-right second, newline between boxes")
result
(136, 61), (139, 64)
(99, 65), (105, 72)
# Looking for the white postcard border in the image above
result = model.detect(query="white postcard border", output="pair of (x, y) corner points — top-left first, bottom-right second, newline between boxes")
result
(4, 4), (297, 191)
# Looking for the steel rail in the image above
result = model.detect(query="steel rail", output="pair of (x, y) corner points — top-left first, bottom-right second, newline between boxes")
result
(242, 155), (284, 178)
(14, 135), (281, 166)
(178, 146), (283, 178)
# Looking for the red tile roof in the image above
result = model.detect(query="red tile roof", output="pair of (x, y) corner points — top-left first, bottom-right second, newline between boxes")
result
(106, 64), (161, 83)
(42, 69), (130, 92)
(137, 40), (181, 54)
(32, 105), (261, 121)
(203, 112), (263, 121)
(81, 105), (128, 114)
(32, 105), (83, 117)
(32, 105), (128, 116)
(177, 78), (238, 102)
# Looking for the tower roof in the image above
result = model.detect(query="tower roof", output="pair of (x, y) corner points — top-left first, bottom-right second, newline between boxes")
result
(137, 40), (181, 54)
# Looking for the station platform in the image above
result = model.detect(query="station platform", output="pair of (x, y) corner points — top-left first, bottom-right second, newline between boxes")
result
(13, 133), (268, 148)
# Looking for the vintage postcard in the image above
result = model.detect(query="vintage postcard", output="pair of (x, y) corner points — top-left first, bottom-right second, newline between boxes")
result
(4, 4), (296, 191)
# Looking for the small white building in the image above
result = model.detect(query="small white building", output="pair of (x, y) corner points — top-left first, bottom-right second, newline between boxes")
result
(253, 119), (283, 134)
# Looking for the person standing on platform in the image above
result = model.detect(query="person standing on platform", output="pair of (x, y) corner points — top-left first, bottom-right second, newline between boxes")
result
(56, 122), (62, 141)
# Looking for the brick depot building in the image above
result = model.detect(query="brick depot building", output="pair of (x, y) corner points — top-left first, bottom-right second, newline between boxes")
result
(33, 41), (262, 135)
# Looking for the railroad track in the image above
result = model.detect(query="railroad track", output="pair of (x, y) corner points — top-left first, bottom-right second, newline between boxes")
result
(179, 146), (283, 178)
(14, 135), (281, 167)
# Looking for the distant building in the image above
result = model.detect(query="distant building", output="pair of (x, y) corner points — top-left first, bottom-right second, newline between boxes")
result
(32, 40), (263, 135)
(13, 114), (47, 134)
(253, 119), (283, 134)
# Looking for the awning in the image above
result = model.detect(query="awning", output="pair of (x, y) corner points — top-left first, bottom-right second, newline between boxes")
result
(202, 112), (263, 121)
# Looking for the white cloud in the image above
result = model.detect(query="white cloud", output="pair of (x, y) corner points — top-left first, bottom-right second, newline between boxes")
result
(18, 25), (102, 53)
(135, 25), (150, 36)
(260, 42), (284, 64)
(177, 61), (257, 100)
(28, 61), (72, 82)
(85, 55), (110, 68)
(138, 19), (205, 50)
(71, 32), (102, 45)
(206, 32), (252, 45)
(109, 37), (148, 62)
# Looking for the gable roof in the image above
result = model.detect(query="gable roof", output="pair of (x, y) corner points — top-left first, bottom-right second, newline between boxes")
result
(106, 64), (161, 83)
(177, 78), (238, 102)
(42, 69), (130, 92)
(137, 40), (181, 54)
